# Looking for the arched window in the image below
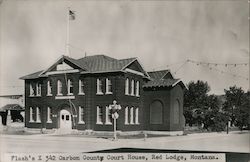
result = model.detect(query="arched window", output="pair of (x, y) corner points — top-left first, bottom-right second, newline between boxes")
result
(173, 99), (180, 124)
(150, 100), (163, 124)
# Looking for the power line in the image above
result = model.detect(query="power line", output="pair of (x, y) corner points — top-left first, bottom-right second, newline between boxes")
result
(187, 59), (248, 67)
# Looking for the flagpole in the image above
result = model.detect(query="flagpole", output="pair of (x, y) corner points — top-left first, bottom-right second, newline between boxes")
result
(66, 7), (70, 56)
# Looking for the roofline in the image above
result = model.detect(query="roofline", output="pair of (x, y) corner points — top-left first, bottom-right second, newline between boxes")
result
(172, 79), (188, 90)
(121, 58), (150, 79)
(39, 55), (88, 76)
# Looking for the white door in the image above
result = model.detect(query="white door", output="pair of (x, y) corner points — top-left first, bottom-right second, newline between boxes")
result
(60, 110), (72, 130)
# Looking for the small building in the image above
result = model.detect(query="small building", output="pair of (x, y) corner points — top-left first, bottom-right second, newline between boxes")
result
(0, 95), (24, 125)
(20, 55), (186, 134)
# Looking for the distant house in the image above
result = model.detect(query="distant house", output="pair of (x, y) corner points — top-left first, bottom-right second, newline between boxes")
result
(20, 55), (186, 134)
(0, 95), (24, 125)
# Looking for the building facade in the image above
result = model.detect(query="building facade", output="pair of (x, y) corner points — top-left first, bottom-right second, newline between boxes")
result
(20, 55), (186, 133)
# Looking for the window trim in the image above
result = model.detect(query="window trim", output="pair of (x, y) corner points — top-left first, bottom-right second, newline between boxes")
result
(78, 106), (85, 124)
(105, 78), (113, 95)
(29, 107), (34, 122)
(130, 107), (134, 124)
(29, 84), (35, 97)
(36, 107), (41, 123)
(96, 106), (103, 124)
(131, 80), (135, 96)
(47, 107), (52, 123)
(105, 106), (112, 125)
(124, 106), (129, 125)
(135, 107), (139, 124)
(78, 79), (85, 95)
(125, 78), (129, 95)
(36, 83), (41, 96)
(57, 80), (63, 96)
(67, 79), (73, 95)
(47, 81), (52, 96)
(135, 81), (140, 97)
(96, 79), (104, 95)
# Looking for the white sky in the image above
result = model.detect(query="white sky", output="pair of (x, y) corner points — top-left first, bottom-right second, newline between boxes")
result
(0, 0), (249, 95)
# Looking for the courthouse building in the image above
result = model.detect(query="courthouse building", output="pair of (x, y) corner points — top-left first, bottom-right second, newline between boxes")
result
(20, 55), (186, 134)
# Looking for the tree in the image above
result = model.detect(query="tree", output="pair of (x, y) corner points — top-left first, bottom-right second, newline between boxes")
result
(184, 80), (228, 131)
(234, 92), (250, 130)
(184, 80), (210, 126)
(223, 86), (245, 127)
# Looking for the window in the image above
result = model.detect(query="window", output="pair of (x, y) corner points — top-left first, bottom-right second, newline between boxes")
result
(29, 107), (34, 122)
(96, 79), (103, 95)
(106, 78), (112, 94)
(130, 107), (134, 124)
(105, 106), (112, 125)
(135, 81), (140, 97)
(79, 79), (85, 95)
(47, 107), (52, 123)
(131, 80), (135, 96)
(135, 108), (139, 124)
(124, 107), (129, 125)
(57, 80), (62, 95)
(67, 79), (73, 95)
(150, 100), (163, 124)
(29, 84), (35, 96)
(47, 81), (52, 96)
(79, 106), (85, 124)
(125, 78), (129, 95)
(96, 106), (103, 124)
(36, 107), (41, 123)
(173, 99), (180, 124)
(36, 83), (41, 96)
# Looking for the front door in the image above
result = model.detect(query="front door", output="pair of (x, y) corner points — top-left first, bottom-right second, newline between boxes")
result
(60, 109), (72, 130)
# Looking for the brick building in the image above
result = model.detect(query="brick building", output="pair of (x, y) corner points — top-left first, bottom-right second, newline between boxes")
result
(20, 55), (186, 133)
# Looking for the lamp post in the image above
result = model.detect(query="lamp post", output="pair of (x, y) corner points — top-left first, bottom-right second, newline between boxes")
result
(109, 100), (121, 141)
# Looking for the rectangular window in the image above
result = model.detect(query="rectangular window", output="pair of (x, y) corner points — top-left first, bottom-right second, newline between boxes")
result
(130, 107), (134, 124)
(29, 107), (34, 122)
(125, 106), (129, 125)
(125, 78), (129, 95)
(67, 79), (73, 95)
(135, 81), (140, 97)
(131, 80), (135, 96)
(79, 106), (85, 124)
(96, 106), (103, 124)
(96, 79), (103, 95)
(79, 80), (85, 95)
(47, 107), (52, 123)
(105, 106), (112, 125)
(36, 107), (41, 123)
(29, 84), (35, 96)
(57, 80), (62, 95)
(135, 108), (139, 124)
(106, 78), (112, 94)
(47, 81), (52, 96)
(36, 83), (41, 96)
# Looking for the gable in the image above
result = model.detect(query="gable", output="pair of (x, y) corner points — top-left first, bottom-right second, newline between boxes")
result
(56, 62), (74, 71)
(162, 72), (174, 79)
(123, 59), (150, 78)
(40, 56), (86, 76)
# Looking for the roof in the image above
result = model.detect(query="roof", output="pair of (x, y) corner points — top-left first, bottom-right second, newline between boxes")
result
(20, 55), (145, 79)
(148, 70), (170, 80)
(0, 104), (24, 112)
(20, 70), (43, 80)
(143, 79), (179, 88)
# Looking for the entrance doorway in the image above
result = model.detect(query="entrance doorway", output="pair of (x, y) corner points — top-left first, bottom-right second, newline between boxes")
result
(59, 109), (72, 130)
